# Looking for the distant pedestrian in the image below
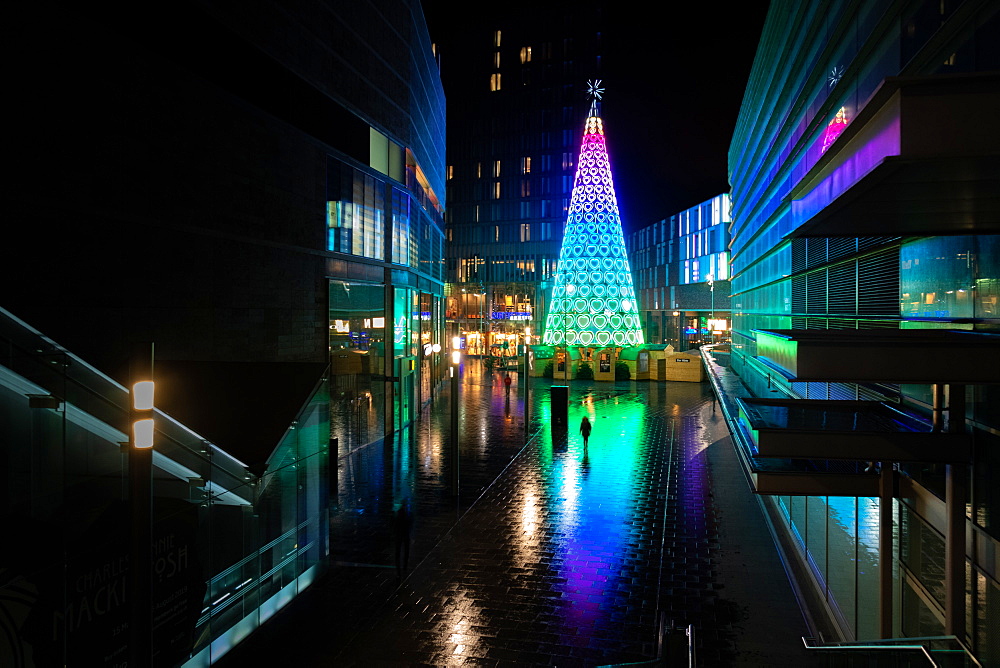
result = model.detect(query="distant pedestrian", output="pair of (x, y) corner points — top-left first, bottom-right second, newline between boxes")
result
(580, 416), (592, 449)
(394, 499), (411, 579)
(504, 372), (512, 396)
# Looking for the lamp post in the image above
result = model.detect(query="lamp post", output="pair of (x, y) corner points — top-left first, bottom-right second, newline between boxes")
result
(523, 325), (531, 432)
(707, 275), (715, 346)
(129, 342), (154, 668)
(450, 336), (461, 495)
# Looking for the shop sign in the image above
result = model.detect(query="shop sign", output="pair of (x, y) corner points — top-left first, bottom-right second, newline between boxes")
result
(491, 312), (532, 321)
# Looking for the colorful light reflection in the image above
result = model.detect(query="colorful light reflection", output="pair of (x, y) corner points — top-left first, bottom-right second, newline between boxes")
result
(543, 105), (645, 348)
(546, 397), (648, 631)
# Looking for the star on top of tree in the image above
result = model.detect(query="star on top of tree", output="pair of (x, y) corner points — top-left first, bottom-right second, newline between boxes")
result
(587, 79), (604, 100)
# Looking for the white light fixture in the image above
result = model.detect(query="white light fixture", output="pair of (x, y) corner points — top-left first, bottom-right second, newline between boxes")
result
(133, 381), (155, 410)
(133, 418), (155, 449)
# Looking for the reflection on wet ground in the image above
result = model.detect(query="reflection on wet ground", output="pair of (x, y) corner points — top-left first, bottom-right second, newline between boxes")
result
(218, 360), (815, 667)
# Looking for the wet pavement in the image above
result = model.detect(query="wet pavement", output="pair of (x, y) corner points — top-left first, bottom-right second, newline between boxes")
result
(217, 360), (816, 667)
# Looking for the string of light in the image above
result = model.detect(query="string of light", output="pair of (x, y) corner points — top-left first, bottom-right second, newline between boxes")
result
(543, 110), (645, 348)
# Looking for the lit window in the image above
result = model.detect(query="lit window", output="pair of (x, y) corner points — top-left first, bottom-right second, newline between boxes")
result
(476, 162), (482, 178)
(494, 51), (500, 68)
(521, 179), (531, 197)
(494, 160), (501, 177)
(494, 182), (500, 199)
(520, 223), (531, 241)
(520, 46), (532, 64)
(447, 165), (454, 180)
(522, 156), (531, 173)
(494, 30), (501, 47)
(490, 73), (501, 91)
(494, 226), (500, 242)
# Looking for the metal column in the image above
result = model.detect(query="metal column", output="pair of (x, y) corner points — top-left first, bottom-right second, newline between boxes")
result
(878, 462), (894, 638)
(945, 384), (967, 639)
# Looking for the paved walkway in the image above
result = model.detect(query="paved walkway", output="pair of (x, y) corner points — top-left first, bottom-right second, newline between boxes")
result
(217, 362), (815, 667)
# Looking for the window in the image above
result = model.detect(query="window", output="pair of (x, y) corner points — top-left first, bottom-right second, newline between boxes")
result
(521, 179), (531, 197)
(494, 30), (501, 47)
(494, 160), (501, 177)
(490, 73), (501, 91)
(493, 182), (500, 199)
(520, 223), (531, 242)
(447, 165), (453, 180)
(476, 162), (482, 178)
(562, 152), (573, 170)
(520, 46), (532, 64)
(494, 226), (500, 242)
(494, 51), (500, 68)
(522, 156), (531, 173)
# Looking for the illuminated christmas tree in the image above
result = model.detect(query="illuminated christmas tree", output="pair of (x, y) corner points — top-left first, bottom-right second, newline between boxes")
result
(542, 82), (645, 350)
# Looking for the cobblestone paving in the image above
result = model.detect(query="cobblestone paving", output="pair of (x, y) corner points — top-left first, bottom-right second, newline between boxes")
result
(218, 363), (815, 667)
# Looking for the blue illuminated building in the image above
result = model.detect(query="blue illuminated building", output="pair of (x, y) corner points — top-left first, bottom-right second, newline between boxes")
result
(2, 1), (444, 665)
(720, 1), (999, 662)
(628, 194), (732, 350)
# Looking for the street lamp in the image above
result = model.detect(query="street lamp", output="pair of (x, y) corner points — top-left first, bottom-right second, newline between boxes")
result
(129, 342), (154, 667)
(450, 335), (461, 495)
(523, 325), (531, 433)
(707, 275), (715, 346)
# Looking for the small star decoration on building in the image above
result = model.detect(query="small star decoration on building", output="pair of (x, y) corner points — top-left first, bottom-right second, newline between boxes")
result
(828, 66), (844, 88)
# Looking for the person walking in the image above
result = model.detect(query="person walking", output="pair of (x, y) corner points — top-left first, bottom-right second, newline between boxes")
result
(580, 415), (592, 449)
(504, 372), (512, 396)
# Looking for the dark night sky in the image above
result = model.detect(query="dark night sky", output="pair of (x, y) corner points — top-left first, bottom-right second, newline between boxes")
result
(422, 2), (772, 231)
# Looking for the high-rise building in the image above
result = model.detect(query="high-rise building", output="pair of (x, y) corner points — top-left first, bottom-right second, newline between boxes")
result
(3, 1), (444, 664)
(439, 5), (604, 357)
(724, 1), (999, 662)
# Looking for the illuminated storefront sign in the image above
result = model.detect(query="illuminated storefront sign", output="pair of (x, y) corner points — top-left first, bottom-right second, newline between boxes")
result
(492, 311), (532, 320)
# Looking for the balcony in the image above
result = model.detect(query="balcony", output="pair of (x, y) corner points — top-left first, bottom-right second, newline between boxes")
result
(753, 329), (1000, 384)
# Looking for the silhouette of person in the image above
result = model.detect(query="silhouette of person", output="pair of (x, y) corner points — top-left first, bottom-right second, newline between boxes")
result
(504, 372), (512, 396)
(580, 416), (592, 449)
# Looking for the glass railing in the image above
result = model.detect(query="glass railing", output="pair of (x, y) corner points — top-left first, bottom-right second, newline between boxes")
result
(802, 635), (982, 667)
(0, 307), (329, 666)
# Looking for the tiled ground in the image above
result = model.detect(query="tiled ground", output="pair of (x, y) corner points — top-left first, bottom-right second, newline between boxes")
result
(217, 363), (815, 667)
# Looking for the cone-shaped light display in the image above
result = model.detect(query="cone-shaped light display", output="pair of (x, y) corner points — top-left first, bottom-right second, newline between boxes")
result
(542, 96), (644, 348)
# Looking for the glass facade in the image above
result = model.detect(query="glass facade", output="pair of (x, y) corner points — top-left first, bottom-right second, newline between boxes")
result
(0, 309), (329, 667)
(627, 194), (732, 350)
(444, 11), (604, 360)
(727, 1), (1000, 662)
